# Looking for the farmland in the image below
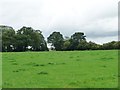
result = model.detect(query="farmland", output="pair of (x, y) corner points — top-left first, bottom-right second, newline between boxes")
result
(2, 50), (118, 88)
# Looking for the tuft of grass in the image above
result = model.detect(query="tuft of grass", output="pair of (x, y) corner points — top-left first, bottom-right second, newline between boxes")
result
(101, 57), (114, 60)
(3, 82), (12, 87)
(12, 63), (18, 65)
(37, 71), (48, 75)
(39, 64), (45, 66)
(48, 62), (56, 65)
(34, 64), (45, 67)
(13, 70), (19, 72)
(18, 69), (26, 71)
(101, 65), (107, 68)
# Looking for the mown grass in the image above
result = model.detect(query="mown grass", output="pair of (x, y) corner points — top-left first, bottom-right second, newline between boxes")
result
(2, 50), (118, 88)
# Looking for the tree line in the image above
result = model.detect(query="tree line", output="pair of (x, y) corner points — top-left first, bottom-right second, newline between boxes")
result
(0, 25), (119, 52)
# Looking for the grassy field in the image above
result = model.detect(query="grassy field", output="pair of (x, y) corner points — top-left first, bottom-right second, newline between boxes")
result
(2, 50), (118, 88)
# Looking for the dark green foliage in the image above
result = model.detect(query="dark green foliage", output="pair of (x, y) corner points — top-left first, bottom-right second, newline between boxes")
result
(102, 41), (119, 50)
(47, 32), (64, 51)
(1, 25), (48, 52)
(63, 39), (71, 50)
(1, 26), (15, 52)
(77, 40), (88, 50)
(15, 26), (48, 51)
(69, 32), (86, 50)
(87, 41), (101, 50)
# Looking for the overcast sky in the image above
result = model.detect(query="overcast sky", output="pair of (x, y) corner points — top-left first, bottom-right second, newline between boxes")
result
(0, 0), (119, 44)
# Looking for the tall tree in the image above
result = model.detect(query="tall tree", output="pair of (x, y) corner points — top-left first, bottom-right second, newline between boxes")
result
(47, 32), (64, 51)
(13, 34), (28, 51)
(31, 30), (48, 51)
(14, 26), (33, 51)
(14, 26), (48, 51)
(70, 32), (86, 50)
(1, 25), (15, 52)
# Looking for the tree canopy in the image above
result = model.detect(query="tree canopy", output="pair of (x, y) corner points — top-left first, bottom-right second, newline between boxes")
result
(47, 32), (64, 51)
(1, 26), (48, 52)
(0, 25), (119, 52)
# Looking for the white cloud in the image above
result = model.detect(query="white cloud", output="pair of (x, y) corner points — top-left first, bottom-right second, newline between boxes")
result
(0, 0), (119, 44)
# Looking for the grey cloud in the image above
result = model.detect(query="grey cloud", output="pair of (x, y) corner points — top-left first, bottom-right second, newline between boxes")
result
(42, 26), (118, 39)
(86, 31), (118, 38)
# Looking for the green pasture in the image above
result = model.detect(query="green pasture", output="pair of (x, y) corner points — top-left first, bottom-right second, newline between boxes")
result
(2, 50), (118, 88)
